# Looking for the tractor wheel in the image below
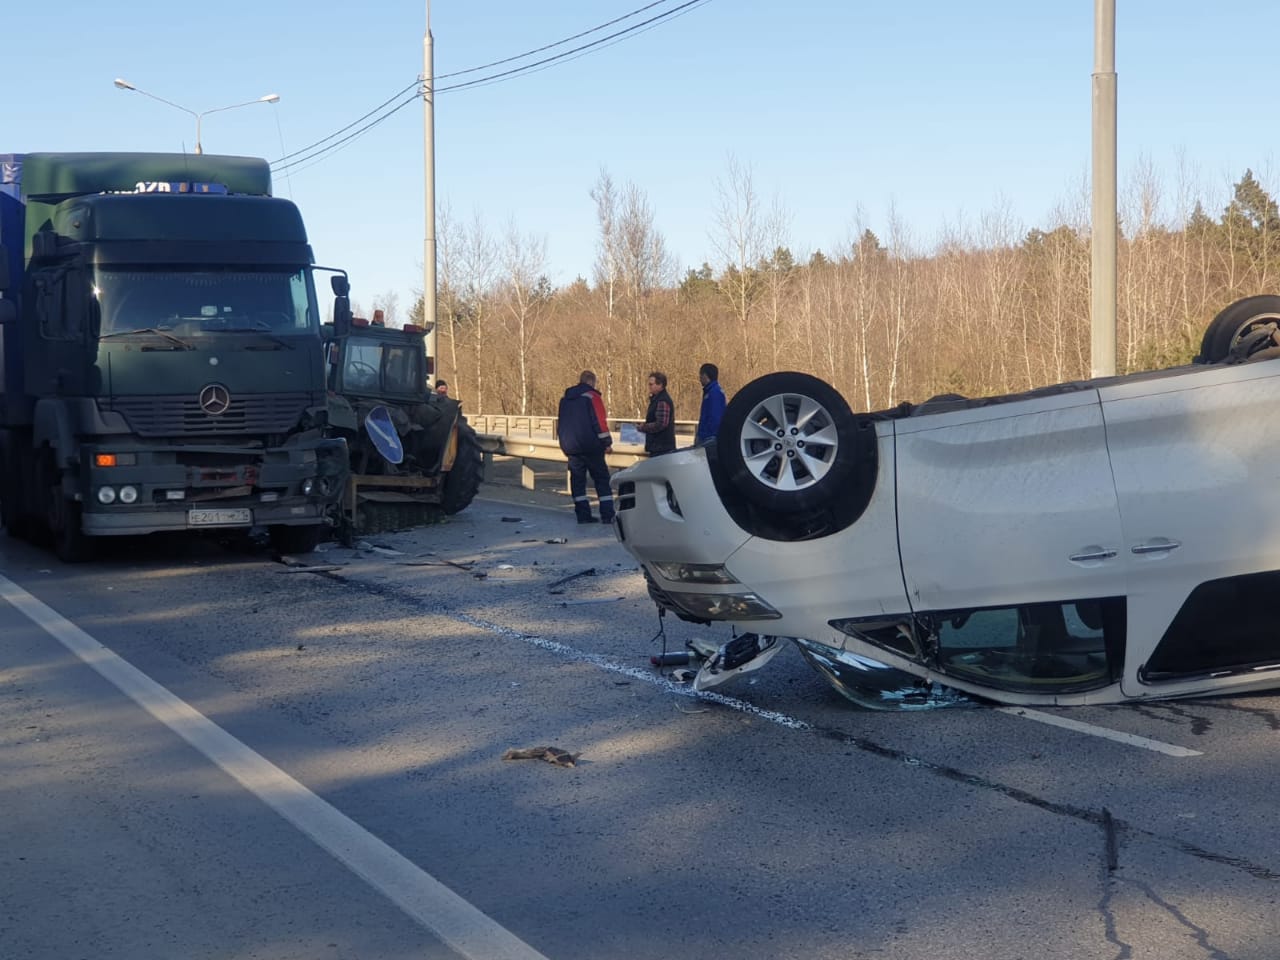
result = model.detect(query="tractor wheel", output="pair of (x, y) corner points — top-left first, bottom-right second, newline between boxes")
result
(441, 423), (484, 515)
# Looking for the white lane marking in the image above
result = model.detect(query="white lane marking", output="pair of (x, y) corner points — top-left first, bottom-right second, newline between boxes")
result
(0, 574), (549, 960)
(996, 706), (1203, 757)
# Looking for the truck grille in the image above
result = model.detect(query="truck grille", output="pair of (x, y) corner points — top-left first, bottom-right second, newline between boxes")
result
(108, 393), (312, 437)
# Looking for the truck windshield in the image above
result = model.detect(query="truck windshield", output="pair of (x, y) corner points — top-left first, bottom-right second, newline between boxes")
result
(93, 267), (318, 336)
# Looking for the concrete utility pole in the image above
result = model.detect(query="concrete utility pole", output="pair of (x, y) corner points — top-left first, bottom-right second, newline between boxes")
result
(1091, 0), (1117, 378)
(423, 0), (438, 365)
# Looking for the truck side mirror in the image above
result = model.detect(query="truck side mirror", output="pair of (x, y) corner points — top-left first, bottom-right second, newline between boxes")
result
(329, 274), (352, 337)
(332, 295), (352, 338)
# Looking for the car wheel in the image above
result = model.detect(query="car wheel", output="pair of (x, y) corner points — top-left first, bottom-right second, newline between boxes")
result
(1195, 294), (1280, 363)
(716, 372), (857, 514)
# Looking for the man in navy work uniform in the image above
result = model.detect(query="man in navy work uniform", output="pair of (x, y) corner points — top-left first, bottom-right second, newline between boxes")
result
(557, 370), (615, 524)
(695, 362), (726, 446)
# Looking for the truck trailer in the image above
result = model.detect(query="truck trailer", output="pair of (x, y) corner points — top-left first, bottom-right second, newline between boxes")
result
(0, 152), (349, 560)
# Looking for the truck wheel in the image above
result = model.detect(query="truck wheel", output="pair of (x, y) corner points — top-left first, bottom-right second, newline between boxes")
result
(268, 523), (324, 555)
(441, 423), (483, 515)
(50, 495), (94, 563)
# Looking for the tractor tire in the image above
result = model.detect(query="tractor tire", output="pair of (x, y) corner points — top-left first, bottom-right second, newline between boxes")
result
(441, 423), (484, 515)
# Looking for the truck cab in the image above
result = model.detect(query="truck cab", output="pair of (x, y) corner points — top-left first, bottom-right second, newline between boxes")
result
(0, 152), (348, 559)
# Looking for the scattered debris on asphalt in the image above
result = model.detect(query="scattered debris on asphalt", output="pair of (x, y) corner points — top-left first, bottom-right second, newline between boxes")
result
(502, 746), (577, 768)
(397, 555), (476, 571)
(544, 537), (567, 545)
(500, 516), (524, 523)
(547, 567), (596, 591)
(559, 597), (624, 607)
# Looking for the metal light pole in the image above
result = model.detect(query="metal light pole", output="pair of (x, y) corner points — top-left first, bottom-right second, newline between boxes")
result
(1090, 0), (1117, 378)
(113, 79), (280, 155)
(423, 1), (439, 366)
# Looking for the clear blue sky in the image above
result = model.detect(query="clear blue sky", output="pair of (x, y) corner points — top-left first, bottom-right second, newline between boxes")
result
(7, 1), (1279, 317)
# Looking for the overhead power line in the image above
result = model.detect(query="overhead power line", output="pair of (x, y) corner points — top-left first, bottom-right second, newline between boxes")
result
(270, 0), (711, 175)
(435, 0), (710, 94)
(434, 0), (675, 81)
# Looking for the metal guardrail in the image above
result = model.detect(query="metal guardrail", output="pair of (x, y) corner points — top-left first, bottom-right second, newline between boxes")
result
(468, 414), (697, 491)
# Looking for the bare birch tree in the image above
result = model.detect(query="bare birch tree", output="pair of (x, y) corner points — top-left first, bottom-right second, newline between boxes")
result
(499, 222), (551, 414)
(711, 155), (768, 370)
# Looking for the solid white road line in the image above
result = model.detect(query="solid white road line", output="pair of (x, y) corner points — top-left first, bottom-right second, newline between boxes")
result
(0, 573), (550, 960)
(997, 706), (1203, 757)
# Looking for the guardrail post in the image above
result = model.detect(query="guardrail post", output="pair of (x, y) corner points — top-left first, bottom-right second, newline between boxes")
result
(521, 460), (536, 491)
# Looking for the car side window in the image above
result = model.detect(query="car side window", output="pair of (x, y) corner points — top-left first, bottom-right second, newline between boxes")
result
(1142, 571), (1280, 682)
(913, 598), (1125, 694)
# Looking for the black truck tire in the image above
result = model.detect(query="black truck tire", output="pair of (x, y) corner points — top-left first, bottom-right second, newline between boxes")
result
(50, 493), (93, 563)
(441, 423), (483, 515)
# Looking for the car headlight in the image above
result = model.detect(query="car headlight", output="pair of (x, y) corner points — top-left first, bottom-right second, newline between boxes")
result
(302, 478), (315, 496)
(668, 591), (781, 621)
(649, 561), (740, 584)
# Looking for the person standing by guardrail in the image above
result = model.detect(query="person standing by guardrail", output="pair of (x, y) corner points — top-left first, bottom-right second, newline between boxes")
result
(558, 371), (615, 524)
(637, 371), (676, 456)
(695, 362), (726, 446)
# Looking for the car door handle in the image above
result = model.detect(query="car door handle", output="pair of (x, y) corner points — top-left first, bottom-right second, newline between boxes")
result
(1069, 548), (1117, 562)
(1131, 539), (1181, 555)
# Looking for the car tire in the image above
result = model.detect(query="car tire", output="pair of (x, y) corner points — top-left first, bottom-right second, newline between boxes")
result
(1195, 294), (1280, 363)
(716, 371), (858, 514)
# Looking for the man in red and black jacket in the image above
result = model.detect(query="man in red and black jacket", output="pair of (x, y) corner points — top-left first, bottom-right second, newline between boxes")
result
(557, 371), (615, 523)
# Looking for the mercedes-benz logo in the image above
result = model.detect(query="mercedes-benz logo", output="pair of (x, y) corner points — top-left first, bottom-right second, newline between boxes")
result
(198, 383), (231, 416)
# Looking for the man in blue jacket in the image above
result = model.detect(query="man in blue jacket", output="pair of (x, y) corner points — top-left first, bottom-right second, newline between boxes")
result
(695, 362), (726, 446)
(557, 371), (615, 523)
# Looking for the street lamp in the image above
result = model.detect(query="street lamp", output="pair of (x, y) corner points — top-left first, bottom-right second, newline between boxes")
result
(113, 78), (280, 155)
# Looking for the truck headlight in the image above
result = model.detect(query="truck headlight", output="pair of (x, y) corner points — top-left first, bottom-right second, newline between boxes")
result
(301, 478), (315, 495)
(119, 485), (138, 504)
(97, 486), (117, 504)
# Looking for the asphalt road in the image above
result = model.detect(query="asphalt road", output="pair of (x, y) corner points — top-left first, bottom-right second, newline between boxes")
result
(2, 474), (1279, 959)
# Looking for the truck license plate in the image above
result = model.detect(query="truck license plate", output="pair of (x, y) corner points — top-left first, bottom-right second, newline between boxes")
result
(187, 508), (252, 527)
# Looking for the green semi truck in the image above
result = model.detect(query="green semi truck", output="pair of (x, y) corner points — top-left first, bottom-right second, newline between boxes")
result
(0, 152), (350, 560)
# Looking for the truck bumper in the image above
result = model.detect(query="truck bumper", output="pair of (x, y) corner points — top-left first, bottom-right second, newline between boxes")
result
(73, 437), (348, 537)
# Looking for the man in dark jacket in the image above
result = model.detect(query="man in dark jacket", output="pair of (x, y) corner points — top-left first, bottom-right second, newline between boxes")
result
(695, 362), (726, 446)
(558, 371), (615, 523)
(637, 371), (676, 456)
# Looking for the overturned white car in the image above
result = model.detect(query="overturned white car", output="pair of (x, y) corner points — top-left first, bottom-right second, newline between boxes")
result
(612, 295), (1280, 707)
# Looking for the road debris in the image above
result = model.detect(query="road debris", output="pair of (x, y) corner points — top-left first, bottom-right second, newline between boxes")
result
(502, 746), (577, 768)
(500, 516), (524, 523)
(559, 597), (624, 607)
(397, 555), (476, 571)
(547, 567), (596, 591)
(544, 537), (567, 545)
